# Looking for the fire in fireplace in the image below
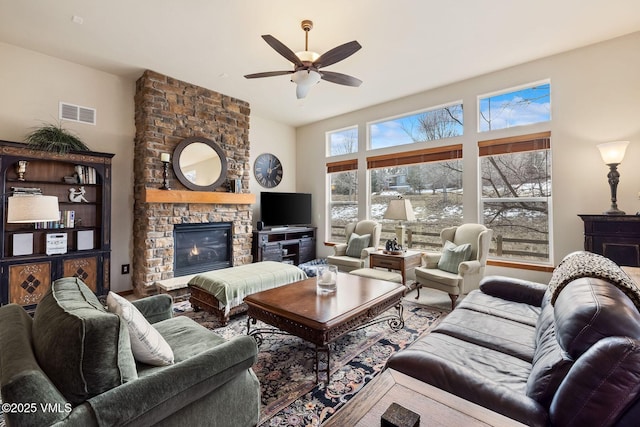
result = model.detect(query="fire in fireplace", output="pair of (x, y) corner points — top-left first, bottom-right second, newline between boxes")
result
(173, 222), (232, 276)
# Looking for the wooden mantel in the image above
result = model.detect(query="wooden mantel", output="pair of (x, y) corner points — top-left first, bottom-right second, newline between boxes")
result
(143, 188), (256, 204)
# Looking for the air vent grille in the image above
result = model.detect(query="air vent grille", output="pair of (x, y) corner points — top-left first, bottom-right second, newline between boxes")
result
(59, 102), (96, 125)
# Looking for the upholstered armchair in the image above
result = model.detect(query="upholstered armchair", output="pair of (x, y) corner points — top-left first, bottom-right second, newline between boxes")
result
(414, 223), (492, 309)
(327, 220), (382, 272)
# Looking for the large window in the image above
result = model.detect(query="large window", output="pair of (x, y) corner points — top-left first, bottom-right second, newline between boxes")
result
(368, 146), (463, 250)
(478, 82), (550, 132)
(327, 160), (358, 243)
(479, 132), (552, 263)
(369, 103), (463, 150)
(327, 126), (358, 156)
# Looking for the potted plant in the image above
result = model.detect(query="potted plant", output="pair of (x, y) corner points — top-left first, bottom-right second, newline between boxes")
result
(25, 121), (90, 154)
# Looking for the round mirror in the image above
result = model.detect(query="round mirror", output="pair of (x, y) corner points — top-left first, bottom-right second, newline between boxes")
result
(172, 136), (227, 191)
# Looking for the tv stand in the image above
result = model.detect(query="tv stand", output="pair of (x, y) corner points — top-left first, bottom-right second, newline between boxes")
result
(252, 226), (316, 265)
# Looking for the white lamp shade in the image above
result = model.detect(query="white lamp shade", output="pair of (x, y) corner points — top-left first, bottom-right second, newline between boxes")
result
(291, 69), (321, 99)
(7, 195), (60, 223)
(597, 141), (630, 164)
(383, 198), (416, 221)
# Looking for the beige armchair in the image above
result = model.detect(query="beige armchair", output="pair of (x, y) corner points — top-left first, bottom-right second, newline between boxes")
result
(327, 220), (382, 272)
(414, 223), (492, 309)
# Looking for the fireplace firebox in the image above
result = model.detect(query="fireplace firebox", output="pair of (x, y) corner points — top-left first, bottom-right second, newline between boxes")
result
(173, 222), (232, 276)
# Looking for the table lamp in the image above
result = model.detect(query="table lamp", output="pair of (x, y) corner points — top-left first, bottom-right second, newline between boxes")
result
(383, 197), (416, 248)
(597, 140), (630, 215)
(7, 193), (60, 223)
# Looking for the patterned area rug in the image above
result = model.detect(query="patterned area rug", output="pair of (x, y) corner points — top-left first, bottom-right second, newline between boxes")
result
(175, 299), (446, 426)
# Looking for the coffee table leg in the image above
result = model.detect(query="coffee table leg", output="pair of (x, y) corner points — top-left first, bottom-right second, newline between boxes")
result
(316, 345), (331, 384)
(389, 303), (405, 330)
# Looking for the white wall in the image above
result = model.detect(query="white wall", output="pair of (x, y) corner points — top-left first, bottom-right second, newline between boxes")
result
(0, 42), (136, 292)
(248, 115), (297, 224)
(296, 31), (640, 283)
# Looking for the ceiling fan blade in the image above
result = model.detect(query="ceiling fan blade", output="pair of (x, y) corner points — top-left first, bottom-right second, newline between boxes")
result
(320, 70), (362, 87)
(261, 35), (304, 67)
(244, 70), (293, 79)
(313, 41), (362, 69)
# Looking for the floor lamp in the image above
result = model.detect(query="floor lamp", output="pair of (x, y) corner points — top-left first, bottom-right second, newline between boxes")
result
(383, 197), (416, 249)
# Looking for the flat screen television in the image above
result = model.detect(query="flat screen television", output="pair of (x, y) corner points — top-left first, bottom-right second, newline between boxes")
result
(260, 192), (312, 227)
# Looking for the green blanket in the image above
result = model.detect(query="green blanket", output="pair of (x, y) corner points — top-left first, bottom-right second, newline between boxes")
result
(188, 261), (307, 315)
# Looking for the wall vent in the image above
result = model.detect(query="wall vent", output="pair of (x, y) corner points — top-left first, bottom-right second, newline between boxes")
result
(59, 102), (96, 125)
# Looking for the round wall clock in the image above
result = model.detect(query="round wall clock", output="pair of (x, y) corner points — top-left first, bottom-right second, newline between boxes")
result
(253, 153), (283, 188)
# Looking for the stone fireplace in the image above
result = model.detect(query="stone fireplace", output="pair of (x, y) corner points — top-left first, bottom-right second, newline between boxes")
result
(132, 70), (253, 297)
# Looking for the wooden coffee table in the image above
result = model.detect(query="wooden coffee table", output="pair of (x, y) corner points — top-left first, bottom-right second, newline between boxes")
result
(244, 273), (405, 383)
(323, 369), (525, 426)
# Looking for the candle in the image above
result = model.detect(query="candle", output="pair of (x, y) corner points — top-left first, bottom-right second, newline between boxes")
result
(160, 153), (170, 163)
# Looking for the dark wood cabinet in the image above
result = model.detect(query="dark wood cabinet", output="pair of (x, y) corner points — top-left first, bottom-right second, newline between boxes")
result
(252, 227), (316, 265)
(0, 140), (113, 309)
(578, 214), (640, 266)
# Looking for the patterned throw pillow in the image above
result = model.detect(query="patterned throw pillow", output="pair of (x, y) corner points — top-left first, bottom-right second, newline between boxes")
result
(106, 292), (174, 366)
(346, 233), (371, 258)
(437, 240), (472, 274)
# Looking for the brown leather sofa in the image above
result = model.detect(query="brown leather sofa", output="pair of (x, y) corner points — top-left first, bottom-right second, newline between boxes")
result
(387, 252), (640, 426)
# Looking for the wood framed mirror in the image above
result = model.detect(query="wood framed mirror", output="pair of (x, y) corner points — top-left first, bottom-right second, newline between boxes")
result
(172, 136), (227, 191)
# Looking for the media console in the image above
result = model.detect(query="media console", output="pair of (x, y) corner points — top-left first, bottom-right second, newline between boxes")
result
(252, 226), (316, 265)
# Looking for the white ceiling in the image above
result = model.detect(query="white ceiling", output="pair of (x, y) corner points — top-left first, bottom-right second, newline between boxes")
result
(1, 0), (639, 127)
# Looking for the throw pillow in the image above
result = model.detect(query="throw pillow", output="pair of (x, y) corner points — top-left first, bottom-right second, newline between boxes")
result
(346, 233), (371, 258)
(437, 240), (472, 274)
(106, 292), (175, 366)
(32, 277), (138, 405)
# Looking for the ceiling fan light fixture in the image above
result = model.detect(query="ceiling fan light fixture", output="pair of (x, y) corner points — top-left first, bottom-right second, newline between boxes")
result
(291, 69), (321, 99)
(295, 50), (320, 63)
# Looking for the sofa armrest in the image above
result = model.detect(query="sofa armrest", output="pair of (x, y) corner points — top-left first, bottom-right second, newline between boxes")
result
(87, 335), (258, 426)
(131, 294), (173, 324)
(421, 252), (441, 268)
(361, 246), (377, 259)
(459, 260), (481, 275)
(333, 243), (347, 256)
(480, 275), (548, 306)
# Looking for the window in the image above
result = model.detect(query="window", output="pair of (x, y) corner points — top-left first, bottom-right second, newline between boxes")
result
(369, 103), (463, 150)
(479, 132), (552, 263)
(368, 145), (463, 250)
(327, 126), (358, 156)
(478, 82), (550, 132)
(327, 159), (358, 243)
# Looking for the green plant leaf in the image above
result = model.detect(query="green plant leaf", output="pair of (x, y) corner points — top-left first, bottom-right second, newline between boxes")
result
(25, 122), (90, 154)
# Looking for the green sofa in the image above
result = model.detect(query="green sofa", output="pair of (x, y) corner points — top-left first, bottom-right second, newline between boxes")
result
(0, 277), (260, 427)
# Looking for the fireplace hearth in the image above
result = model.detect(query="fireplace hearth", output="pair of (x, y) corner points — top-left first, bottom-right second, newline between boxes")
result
(173, 222), (232, 276)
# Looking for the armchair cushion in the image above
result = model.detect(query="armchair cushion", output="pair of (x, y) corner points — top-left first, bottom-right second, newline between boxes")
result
(107, 291), (174, 366)
(346, 232), (371, 258)
(32, 277), (138, 405)
(437, 240), (472, 273)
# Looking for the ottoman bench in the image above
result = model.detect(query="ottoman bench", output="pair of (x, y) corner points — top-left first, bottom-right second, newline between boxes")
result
(350, 268), (403, 284)
(188, 261), (307, 325)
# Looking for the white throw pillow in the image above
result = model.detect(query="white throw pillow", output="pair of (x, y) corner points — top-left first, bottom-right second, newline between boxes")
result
(106, 292), (174, 366)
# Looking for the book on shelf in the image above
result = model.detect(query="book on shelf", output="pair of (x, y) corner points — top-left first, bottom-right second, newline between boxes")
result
(34, 210), (75, 229)
(74, 165), (97, 184)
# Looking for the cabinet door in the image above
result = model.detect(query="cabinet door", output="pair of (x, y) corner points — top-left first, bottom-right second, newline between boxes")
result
(8, 261), (52, 306)
(63, 256), (99, 292)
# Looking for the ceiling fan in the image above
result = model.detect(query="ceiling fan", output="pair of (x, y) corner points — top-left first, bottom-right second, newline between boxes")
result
(244, 20), (362, 99)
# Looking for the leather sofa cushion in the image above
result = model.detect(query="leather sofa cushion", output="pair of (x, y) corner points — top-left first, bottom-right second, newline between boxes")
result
(386, 332), (548, 426)
(526, 296), (572, 407)
(555, 277), (640, 359)
(434, 307), (536, 362)
(458, 289), (541, 326)
(32, 277), (138, 405)
(550, 336), (640, 427)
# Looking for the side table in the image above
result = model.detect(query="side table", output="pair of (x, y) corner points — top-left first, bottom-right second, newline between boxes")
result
(322, 368), (524, 426)
(369, 250), (422, 295)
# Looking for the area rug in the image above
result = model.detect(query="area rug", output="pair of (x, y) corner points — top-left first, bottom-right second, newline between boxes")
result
(175, 299), (446, 426)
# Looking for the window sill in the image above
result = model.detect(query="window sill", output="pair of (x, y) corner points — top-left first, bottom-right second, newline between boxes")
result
(487, 259), (554, 273)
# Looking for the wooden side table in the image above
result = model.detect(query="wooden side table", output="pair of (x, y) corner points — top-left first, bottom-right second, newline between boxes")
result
(369, 250), (422, 292)
(323, 369), (524, 426)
